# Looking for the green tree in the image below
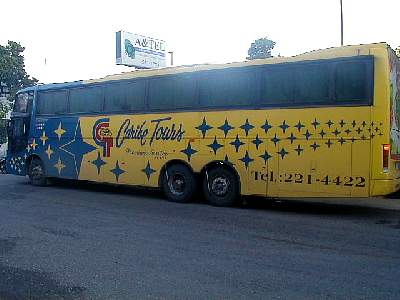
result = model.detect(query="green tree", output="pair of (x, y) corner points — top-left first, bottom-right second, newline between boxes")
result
(247, 37), (276, 60)
(0, 41), (38, 119)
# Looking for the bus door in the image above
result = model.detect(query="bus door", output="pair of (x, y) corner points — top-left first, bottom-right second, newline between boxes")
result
(8, 117), (29, 154)
(7, 92), (33, 156)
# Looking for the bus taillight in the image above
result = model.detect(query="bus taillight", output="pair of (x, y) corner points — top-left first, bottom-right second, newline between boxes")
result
(383, 144), (390, 173)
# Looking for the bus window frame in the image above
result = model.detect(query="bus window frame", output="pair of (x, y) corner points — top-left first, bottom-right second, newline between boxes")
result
(36, 89), (70, 116)
(32, 55), (375, 118)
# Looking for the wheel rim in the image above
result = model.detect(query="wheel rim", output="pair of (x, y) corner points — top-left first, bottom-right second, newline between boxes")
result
(211, 176), (230, 197)
(31, 164), (43, 181)
(168, 173), (186, 195)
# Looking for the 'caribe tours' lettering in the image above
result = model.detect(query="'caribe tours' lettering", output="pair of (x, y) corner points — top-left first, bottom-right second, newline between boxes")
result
(116, 117), (185, 148)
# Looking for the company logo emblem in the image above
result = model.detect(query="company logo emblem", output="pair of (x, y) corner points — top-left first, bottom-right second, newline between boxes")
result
(93, 118), (113, 157)
(125, 39), (135, 59)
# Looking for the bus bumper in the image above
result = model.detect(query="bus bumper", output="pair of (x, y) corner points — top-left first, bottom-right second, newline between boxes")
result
(370, 178), (400, 196)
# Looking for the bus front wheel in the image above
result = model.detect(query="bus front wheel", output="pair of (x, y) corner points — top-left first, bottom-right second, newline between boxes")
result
(162, 164), (196, 203)
(203, 166), (239, 207)
(28, 158), (47, 186)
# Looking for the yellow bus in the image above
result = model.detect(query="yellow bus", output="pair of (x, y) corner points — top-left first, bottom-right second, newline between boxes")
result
(6, 42), (400, 206)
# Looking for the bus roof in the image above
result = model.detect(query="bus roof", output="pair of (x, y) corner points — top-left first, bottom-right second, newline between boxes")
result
(19, 42), (390, 93)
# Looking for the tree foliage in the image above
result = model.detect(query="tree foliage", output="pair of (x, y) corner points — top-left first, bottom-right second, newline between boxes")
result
(247, 37), (276, 60)
(0, 41), (38, 119)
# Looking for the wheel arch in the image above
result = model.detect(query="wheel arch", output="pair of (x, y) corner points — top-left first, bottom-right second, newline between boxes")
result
(26, 154), (44, 174)
(26, 154), (41, 168)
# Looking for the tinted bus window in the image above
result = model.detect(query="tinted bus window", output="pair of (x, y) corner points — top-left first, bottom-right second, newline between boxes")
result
(37, 90), (68, 115)
(335, 61), (370, 102)
(199, 69), (256, 107)
(104, 81), (146, 112)
(294, 62), (331, 104)
(148, 74), (197, 110)
(70, 87), (104, 113)
(260, 66), (294, 105)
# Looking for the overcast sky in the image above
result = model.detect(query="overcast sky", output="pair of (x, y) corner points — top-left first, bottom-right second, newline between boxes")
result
(1, 0), (399, 84)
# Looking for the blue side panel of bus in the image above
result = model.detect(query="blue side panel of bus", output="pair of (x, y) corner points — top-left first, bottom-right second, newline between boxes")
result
(32, 116), (89, 179)
(7, 115), (92, 180)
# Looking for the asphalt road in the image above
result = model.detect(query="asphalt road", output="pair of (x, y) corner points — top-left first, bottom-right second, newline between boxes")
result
(0, 175), (399, 300)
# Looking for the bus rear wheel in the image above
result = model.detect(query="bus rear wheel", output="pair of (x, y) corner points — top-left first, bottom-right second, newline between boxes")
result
(203, 166), (239, 207)
(162, 164), (196, 203)
(28, 158), (47, 186)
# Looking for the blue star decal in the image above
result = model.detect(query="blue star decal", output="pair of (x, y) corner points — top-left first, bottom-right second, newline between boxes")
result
(208, 137), (223, 155)
(218, 119), (234, 137)
(259, 150), (272, 164)
(230, 135), (245, 153)
(142, 161), (156, 180)
(295, 121), (305, 132)
(91, 152), (106, 175)
(224, 155), (234, 165)
(294, 144), (304, 155)
(326, 120), (334, 128)
(60, 121), (96, 176)
(325, 139), (333, 148)
(239, 151), (254, 169)
(181, 141), (197, 162)
(261, 120), (273, 134)
(240, 119), (254, 136)
(287, 133), (296, 144)
(110, 160), (125, 182)
(338, 137), (346, 145)
(196, 117), (213, 138)
(310, 142), (320, 151)
(252, 134), (263, 150)
(271, 134), (280, 146)
(311, 118), (320, 129)
(303, 130), (312, 140)
(279, 120), (289, 133)
(277, 148), (289, 159)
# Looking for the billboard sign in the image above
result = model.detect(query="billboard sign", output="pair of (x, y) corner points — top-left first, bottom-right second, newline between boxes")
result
(116, 31), (166, 69)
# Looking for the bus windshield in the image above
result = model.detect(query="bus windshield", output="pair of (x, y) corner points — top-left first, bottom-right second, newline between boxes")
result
(13, 92), (33, 113)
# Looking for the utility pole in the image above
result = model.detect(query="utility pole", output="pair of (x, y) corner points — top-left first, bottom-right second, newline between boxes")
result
(340, 0), (344, 46)
(168, 51), (174, 66)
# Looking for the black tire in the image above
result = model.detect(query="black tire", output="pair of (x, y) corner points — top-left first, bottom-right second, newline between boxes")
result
(203, 166), (239, 207)
(28, 158), (47, 186)
(162, 164), (196, 203)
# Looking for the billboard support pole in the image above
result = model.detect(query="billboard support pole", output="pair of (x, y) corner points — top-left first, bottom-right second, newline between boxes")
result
(340, 0), (344, 46)
(168, 51), (174, 66)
